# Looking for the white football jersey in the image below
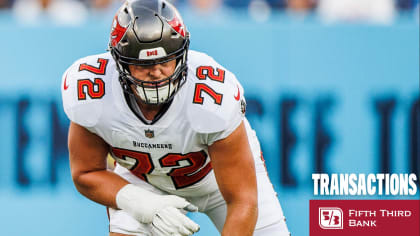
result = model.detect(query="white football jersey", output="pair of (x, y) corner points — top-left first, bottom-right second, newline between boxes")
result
(62, 50), (264, 197)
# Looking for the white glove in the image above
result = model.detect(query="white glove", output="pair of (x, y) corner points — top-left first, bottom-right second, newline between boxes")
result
(116, 184), (200, 235)
(151, 207), (200, 236)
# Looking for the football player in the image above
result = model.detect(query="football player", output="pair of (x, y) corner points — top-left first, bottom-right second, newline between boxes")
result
(62, 0), (290, 235)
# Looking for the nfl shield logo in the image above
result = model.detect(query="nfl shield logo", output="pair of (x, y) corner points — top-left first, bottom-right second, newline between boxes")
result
(144, 129), (154, 138)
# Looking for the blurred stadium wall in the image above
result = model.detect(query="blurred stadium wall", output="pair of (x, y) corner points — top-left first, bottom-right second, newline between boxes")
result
(0, 10), (418, 236)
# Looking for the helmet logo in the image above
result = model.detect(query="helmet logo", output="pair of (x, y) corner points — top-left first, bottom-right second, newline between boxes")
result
(167, 14), (185, 37)
(110, 15), (128, 47)
(139, 47), (167, 59)
(146, 50), (158, 57)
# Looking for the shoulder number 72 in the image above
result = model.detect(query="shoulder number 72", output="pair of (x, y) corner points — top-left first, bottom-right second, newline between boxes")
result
(77, 58), (108, 100)
(193, 66), (225, 105)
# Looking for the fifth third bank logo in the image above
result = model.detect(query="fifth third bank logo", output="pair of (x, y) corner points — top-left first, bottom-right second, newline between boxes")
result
(319, 207), (343, 229)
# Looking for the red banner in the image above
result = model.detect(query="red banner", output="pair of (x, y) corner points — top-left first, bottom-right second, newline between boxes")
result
(310, 200), (420, 236)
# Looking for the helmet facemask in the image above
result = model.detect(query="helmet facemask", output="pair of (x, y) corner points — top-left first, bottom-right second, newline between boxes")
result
(112, 39), (189, 105)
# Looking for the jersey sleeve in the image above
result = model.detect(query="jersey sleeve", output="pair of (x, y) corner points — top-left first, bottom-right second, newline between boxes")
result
(204, 80), (246, 146)
(61, 56), (107, 128)
(186, 51), (246, 146)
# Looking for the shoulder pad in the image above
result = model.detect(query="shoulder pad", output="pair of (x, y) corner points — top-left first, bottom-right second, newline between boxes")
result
(186, 51), (246, 133)
(61, 53), (114, 127)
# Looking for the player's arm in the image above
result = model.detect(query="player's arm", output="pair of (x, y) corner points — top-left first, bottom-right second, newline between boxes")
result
(69, 121), (200, 235)
(208, 121), (258, 236)
(68, 121), (129, 208)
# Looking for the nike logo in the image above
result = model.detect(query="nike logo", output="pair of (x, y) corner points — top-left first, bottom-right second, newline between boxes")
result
(63, 74), (69, 90)
(234, 86), (240, 101)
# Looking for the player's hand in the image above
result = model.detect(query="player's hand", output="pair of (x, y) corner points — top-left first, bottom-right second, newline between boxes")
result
(151, 206), (200, 235)
(116, 184), (200, 234)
